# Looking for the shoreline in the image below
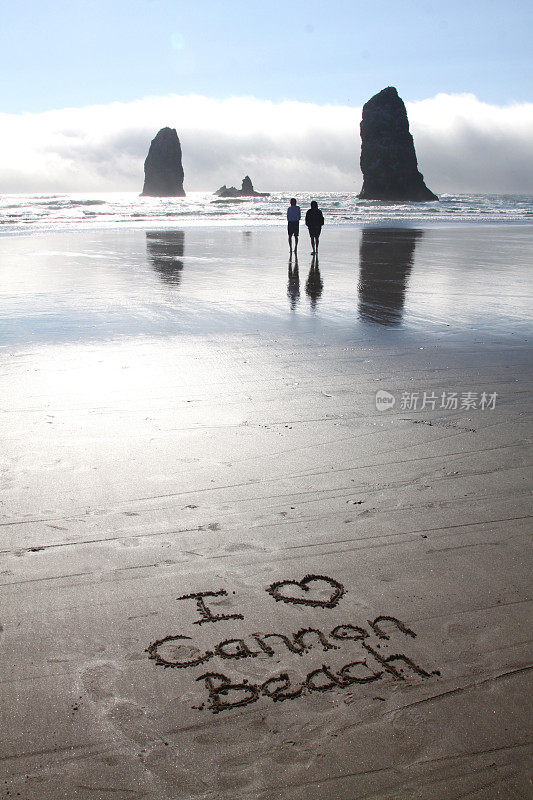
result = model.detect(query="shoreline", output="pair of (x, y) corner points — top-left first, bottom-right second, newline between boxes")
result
(2, 219), (533, 238)
(1, 191), (532, 238)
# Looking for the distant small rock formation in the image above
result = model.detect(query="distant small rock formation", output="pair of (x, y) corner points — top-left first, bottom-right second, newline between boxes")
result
(358, 87), (437, 202)
(141, 127), (185, 197)
(215, 176), (269, 197)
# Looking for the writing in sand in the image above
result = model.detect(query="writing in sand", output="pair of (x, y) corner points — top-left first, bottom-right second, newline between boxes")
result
(146, 574), (440, 713)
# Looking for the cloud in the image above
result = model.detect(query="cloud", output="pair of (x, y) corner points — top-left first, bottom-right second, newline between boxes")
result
(406, 93), (533, 194)
(0, 92), (531, 194)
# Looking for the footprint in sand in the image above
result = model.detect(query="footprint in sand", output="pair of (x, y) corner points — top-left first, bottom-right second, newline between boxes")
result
(79, 662), (176, 795)
(80, 660), (121, 703)
(224, 542), (264, 553)
(106, 700), (163, 747)
(81, 662), (167, 753)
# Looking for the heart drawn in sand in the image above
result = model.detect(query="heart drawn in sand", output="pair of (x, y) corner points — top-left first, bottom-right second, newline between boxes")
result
(266, 574), (345, 608)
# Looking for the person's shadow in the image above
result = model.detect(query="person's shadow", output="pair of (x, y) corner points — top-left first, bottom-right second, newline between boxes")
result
(287, 257), (300, 310)
(146, 230), (185, 286)
(305, 255), (323, 311)
(357, 228), (422, 325)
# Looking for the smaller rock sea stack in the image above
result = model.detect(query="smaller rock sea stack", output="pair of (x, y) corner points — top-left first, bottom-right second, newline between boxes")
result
(215, 176), (269, 198)
(358, 87), (437, 202)
(142, 127), (185, 197)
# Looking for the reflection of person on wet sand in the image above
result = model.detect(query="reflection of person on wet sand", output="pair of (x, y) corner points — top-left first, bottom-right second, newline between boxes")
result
(146, 230), (185, 286)
(287, 198), (301, 257)
(305, 256), (323, 311)
(305, 200), (324, 255)
(287, 257), (300, 310)
(358, 228), (422, 325)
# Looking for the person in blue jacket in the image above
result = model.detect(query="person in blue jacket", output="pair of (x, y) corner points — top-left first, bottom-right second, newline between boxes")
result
(287, 197), (301, 256)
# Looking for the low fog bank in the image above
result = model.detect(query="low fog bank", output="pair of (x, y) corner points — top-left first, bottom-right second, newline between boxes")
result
(0, 92), (532, 194)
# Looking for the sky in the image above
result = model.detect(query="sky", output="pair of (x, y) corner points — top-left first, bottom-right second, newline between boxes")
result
(0, 0), (532, 193)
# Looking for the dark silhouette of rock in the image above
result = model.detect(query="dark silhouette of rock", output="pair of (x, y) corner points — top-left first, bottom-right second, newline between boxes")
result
(358, 87), (437, 202)
(215, 176), (269, 197)
(142, 128), (185, 197)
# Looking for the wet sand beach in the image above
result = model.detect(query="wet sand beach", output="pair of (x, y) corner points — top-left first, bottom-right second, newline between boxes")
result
(1, 225), (532, 799)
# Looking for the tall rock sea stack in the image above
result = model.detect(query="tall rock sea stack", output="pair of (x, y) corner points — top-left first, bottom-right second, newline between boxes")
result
(358, 87), (437, 201)
(141, 127), (185, 197)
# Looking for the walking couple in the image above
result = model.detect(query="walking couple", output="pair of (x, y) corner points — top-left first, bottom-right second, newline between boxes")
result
(287, 198), (324, 257)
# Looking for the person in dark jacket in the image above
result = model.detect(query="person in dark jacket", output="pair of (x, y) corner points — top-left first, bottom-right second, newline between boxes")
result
(305, 201), (324, 255)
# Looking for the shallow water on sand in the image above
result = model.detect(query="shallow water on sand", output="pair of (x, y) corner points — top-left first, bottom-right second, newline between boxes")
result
(0, 225), (532, 349)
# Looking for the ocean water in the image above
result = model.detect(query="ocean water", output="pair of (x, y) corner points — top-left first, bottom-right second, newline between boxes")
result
(1, 191), (532, 234)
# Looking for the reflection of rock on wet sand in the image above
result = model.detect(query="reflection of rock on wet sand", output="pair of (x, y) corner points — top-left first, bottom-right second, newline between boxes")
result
(358, 228), (422, 325)
(146, 230), (185, 285)
(305, 258), (323, 311)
